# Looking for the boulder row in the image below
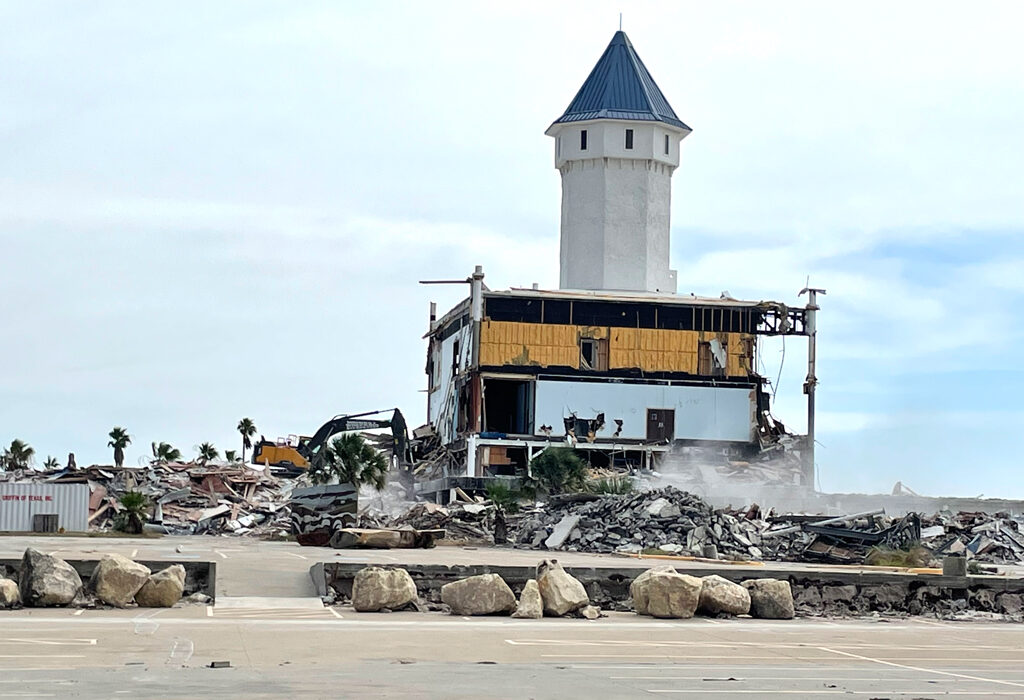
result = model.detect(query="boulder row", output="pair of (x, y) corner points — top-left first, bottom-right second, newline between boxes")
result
(19, 548), (82, 607)
(90, 554), (151, 608)
(631, 566), (703, 619)
(351, 566), (417, 612)
(743, 578), (795, 619)
(698, 574), (751, 616)
(440, 574), (516, 616)
(0, 578), (20, 607)
(536, 559), (589, 616)
(135, 565), (187, 608)
(511, 579), (543, 619)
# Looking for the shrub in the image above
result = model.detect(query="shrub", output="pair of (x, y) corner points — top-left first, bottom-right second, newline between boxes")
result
(587, 476), (635, 495)
(528, 447), (587, 495)
(485, 481), (522, 513)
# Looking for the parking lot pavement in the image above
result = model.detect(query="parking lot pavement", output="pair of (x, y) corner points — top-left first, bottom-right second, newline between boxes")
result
(1, 608), (1022, 698)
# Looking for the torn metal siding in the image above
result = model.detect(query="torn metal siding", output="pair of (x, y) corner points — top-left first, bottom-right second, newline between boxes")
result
(0, 483), (89, 532)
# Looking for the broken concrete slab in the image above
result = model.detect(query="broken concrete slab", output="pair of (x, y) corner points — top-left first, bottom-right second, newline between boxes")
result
(545, 514), (580, 549)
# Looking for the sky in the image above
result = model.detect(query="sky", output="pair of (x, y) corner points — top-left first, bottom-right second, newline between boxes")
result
(2, 1), (1022, 497)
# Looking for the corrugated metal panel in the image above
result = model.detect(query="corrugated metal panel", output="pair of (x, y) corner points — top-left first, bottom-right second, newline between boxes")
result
(0, 483), (90, 532)
(551, 31), (690, 131)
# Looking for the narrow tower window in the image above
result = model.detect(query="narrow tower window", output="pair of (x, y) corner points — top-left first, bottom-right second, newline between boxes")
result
(664, 134), (670, 155)
(580, 129), (588, 151)
(625, 129), (634, 149)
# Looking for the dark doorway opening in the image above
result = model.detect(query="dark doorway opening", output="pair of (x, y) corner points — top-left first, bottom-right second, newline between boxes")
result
(483, 379), (534, 435)
(646, 409), (675, 442)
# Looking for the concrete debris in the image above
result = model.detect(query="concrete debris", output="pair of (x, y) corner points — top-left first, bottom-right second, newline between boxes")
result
(743, 578), (795, 619)
(514, 487), (770, 559)
(19, 548), (83, 607)
(361, 502), (497, 545)
(351, 566), (417, 612)
(536, 559), (589, 616)
(89, 554), (151, 608)
(135, 565), (187, 608)
(0, 578), (20, 608)
(440, 574), (516, 616)
(630, 566), (702, 619)
(698, 574), (751, 616)
(579, 604), (602, 620)
(511, 579), (543, 619)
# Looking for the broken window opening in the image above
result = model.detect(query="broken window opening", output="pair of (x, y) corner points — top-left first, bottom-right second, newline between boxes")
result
(698, 340), (727, 377)
(579, 337), (608, 371)
(451, 339), (460, 376)
(482, 378), (534, 435)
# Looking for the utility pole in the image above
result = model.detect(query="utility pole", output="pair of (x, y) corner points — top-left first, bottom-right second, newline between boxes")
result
(798, 286), (826, 491)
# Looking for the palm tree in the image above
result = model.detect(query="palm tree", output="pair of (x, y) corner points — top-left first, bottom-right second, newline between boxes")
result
(237, 418), (257, 462)
(197, 442), (218, 465)
(309, 433), (389, 490)
(224, 449), (238, 462)
(150, 442), (182, 464)
(43, 456), (60, 470)
(1, 439), (35, 471)
(107, 427), (131, 468)
(116, 491), (149, 534)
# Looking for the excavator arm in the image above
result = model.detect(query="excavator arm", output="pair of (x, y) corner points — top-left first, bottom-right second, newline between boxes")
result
(298, 408), (411, 467)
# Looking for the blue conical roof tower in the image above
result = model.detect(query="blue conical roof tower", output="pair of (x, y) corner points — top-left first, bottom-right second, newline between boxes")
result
(551, 31), (690, 132)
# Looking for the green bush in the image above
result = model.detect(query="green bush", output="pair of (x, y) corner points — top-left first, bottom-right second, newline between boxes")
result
(114, 491), (149, 534)
(485, 481), (522, 513)
(865, 543), (930, 568)
(528, 447), (587, 495)
(587, 477), (635, 495)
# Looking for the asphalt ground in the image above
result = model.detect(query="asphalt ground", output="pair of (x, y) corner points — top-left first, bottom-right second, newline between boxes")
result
(2, 535), (1023, 698)
(1, 610), (1022, 698)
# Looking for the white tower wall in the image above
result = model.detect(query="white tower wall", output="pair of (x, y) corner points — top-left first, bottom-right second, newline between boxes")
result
(548, 120), (686, 293)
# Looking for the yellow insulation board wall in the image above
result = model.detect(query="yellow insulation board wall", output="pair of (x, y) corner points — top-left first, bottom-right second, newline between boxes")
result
(479, 320), (577, 367)
(609, 327), (698, 374)
(480, 320), (754, 375)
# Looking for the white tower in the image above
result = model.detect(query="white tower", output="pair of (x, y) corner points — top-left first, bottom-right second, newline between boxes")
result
(546, 31), (691, 294)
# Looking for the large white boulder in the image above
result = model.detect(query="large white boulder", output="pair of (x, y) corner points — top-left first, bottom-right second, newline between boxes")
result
(90, 554), (151, 608)
(135, 565), (187, 608)
(351, 566), (417, 612)
(631, 566), (703, 619)
(743, 578), (795, 619)
(19, 548), (82, 607)
(698, 574), (751, 616)
(536, 559), (588, 616)
(0, 578), (20, 607)
(511, 579), (543, 619)
(441, 574), (516, 616)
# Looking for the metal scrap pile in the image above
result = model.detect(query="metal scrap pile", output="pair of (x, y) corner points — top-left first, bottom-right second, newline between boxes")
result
(920, 511), (1024, 564)
(2, 462), (296, 537)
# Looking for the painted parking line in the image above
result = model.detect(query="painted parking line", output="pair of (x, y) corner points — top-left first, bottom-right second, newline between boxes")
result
(646, 692), (1024, 696)
(0, 639), (96, 646)
(818, 646), (1024, 689)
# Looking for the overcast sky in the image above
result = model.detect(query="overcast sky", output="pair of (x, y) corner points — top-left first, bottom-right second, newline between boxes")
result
(2, 1), (1022, 497)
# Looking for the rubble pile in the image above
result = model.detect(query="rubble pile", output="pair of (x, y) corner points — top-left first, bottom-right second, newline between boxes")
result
(365, 502), (497, 544)
(513, 487), (774, 558)
(1, 462), (297, 537)
(920, 511), (1024, 565)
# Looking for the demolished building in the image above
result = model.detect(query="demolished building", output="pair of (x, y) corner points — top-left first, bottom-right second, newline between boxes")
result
(419, 31), (820, 502)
